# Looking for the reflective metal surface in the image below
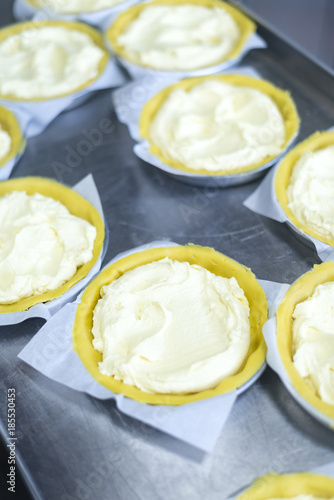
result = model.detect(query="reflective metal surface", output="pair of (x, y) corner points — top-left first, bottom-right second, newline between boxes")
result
(1, 3), (334, 500)
(232, 0), (334, 77)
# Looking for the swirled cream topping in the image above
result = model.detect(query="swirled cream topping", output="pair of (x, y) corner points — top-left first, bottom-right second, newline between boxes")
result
(0, 191), (96, 304)
(0, 27), (104, 99)
(92, 257), (250, 394)
(149, 80), (285, 172)
(36, 0), (126, 14)
(292, 281), (334, 405)
(0, 126), (11, 161)
(286, 145), (334, 240)
(116, 4), (240, 71)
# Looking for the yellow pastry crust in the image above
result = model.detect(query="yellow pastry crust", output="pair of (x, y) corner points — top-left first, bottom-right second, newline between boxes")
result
(73, 244), (268, 405)
(0, 20), (109, 101)
(0, 105), (25, 168)
(0, 176), (105, 313)
(276, 261), (334, 422)
(236, 472), (334, 499)
(106, 0), (256, 69)
(275, 130), (334, 246)
(139, 74), (299, 176)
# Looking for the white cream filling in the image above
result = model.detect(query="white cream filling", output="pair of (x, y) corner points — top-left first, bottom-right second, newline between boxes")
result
(117, 4), (241, 71)
(92, 257), (250, 394)
(0, 126), (11, 162)
(36, 0), (126, 14)
(0, 27), (104, 99)
(149, 80), (285, 172)
(0, 191), (96, 304)
(287, 145), (334, 240)
(292, 281), (334, 405)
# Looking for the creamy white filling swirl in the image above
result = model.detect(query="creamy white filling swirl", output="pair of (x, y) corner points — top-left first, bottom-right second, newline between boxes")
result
(0, 26), (104, 99)
(0, 191), (96, 304)
(149, 80), (285, 172)
(92, 257), (250, 394)
(117, 4), (241, 71)
(287, 145), (334, 240)
(0, 126), (11, 162)
(292, 281), (334, 405)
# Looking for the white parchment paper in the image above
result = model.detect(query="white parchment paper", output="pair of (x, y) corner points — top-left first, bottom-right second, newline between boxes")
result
(0, 174), (107, 326)
(0, 59), (126, 138)
(13, 0), (141, 31)
(0, 106), (31, 180)
(18, 241), (276, 452)
(243, 127), (334, 262)
(109, 33), (266, 81)
(312, 462), (334, 476)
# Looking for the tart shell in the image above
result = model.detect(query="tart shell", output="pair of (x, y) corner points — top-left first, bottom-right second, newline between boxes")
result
(73, 244), (268, 405)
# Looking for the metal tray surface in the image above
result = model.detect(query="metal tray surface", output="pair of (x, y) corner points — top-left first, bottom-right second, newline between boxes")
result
(1, 2), (334, 500)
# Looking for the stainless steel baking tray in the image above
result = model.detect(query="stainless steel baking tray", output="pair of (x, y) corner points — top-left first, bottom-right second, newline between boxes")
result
(1, 2), (334, 499)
